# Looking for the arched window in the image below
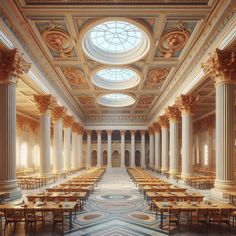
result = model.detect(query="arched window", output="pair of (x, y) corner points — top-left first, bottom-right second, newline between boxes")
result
(20, 142), (28, 168)
(33, 145), (40, 167)
(204, 144), (208, 166)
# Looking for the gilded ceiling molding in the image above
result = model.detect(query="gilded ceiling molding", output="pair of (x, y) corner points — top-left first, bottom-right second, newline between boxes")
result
(34, 94), (56, 114)
(52, 106), (67, 121)
(175, 94), (199, 114)
(145, 68), (168, 88)
(159, 26), (190, 58)
(201, 48), (236, 85)
(0, 48), (30, 84)
(63, 115), (74, 128)
(42, 26), (73, 57)
(165, 105), (181, 122)
(157, 115), (169, 128)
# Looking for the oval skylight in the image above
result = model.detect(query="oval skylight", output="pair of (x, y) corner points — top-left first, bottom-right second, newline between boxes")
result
(92, 67), (140, 90)
(98, 93), (136, 107)
(82, 20), (151, 64)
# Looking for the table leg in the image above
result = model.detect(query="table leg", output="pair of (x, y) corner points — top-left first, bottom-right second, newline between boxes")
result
(69, 211), (72, 228)
(160, 210), (163, 229)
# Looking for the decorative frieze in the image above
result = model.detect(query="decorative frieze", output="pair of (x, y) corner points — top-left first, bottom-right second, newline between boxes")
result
(0, 48), (30, 83)
(175, 94), (199, 114)
(34, 94), (56, 114)
(201, 49), (236, 84)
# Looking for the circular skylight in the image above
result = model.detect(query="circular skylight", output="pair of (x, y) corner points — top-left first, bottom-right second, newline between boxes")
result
(82, 20), (151, 64)
(92, 67), (140, 90)
(98, 93), (136, 107)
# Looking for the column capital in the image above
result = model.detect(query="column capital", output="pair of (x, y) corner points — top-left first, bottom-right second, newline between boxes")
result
(130, 130), (136, 135)
(165, 105), (181, 122)
(148, 127), (154, 135)
(34, 94), (56, 114)
(96, 130), (102, 135)
(107, 130), (113, 136)
(201, 48), (236, 85)
(140, 130), (146, 135)
(175, 94), (199, 115)
(63, 115), (74, 128)
(0, 48), (31, 84)
(157, 115), (169, 128)
(52, 106), (67, 122)
(120, 130), (126, 136)
(77, 125), (84, 135)
(71, 122), (79, 133)
(86, 130), (92, 135)
(153, 122), (161, 133)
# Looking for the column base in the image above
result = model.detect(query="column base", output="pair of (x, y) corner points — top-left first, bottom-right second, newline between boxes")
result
(169, 169), (179, 179)
(141, 165), (146, 169)
(161, 167), (168, 173)
(0, 180), (22, 200)
(107, 165), (112, 168)
(181, 172), (192, 178)
(39, 172), (52, 177)
(213, 179), (236, 193)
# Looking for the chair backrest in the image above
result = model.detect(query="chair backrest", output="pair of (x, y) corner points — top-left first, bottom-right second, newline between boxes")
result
(220, 208), (231, 218)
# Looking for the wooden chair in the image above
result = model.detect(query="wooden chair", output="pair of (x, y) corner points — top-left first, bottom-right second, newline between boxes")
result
(52, 209), (65, 234)
(24, 209), (44, 232)
(230, 210), (236, 227)
(189, 208), (208, 231)
(165, 208), (180, 234)
(4, 209), (24, 232)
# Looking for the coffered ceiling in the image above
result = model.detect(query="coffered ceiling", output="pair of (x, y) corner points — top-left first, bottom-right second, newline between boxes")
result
(0, 0), (226, 125)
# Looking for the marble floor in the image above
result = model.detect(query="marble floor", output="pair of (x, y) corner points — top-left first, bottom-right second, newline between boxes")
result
(2, 168), (236, 236)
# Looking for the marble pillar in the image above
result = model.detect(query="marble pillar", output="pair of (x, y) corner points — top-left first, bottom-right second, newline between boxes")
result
(130, 130), (136, 168)
(120, 130), (125, 168)
(78, 126), (83, 168)
(97, 130), (102, 168)
(0, 48), (30, 199)
(107, 130), (112, 168)
(71, 122), (79, 169)
(202, 49), (236, 192)
(140, 130), (146, 168)
(148, 127), (155, 169)
(153, 123), (161, 171)
(86, 130), (92, 168)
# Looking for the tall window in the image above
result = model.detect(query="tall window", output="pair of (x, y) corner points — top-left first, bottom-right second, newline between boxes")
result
(204, 144), (208, 166)
(33, 145), (40, 167)
(20, 142), (28, 168)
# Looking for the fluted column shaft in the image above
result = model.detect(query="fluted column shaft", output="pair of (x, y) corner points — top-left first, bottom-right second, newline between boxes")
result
(141, 131), (146, 168)
(131, 131), (135, 168)
(161, 127), (169, 172)
(154, 131), (161, 171)
(78, 133), (83, 168)
(63, 127), (71, 170)
(107, 131), (112, 168)
(149, 133), (154, 169)
(215, 83), (235, 191)
(97, 131), (102, 168)
(86, 132), (91, 168)
(120, 131), (125, 167)
(52, 119), (63, 174)
(71, 131), (78, 169)
(169, 119), (180, 177)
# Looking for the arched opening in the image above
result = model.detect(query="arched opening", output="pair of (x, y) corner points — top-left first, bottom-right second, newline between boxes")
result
(125, 150), (130, 167)
(146, 150), (150, 168)
(20, 142), (28, 168)
(83, 151), (86, 166)
(103, 150), (107, 166)
(112, 150), (121, 167)
(135, 150), (141, 167)
(33, 145), (40, 169)
(92, 150), (97, 167)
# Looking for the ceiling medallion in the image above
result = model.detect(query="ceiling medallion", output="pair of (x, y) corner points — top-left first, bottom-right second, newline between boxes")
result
(159, 28), (190, 58)
(42, 27), (73, 57)
(63, 68), (86, 85)
(147, 68), (168, 85)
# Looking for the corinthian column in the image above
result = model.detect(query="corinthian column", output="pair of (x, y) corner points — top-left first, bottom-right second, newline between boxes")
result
(158, 115), (169, 173)
(202, 49), (236, 192)
(34, 94), (55, 176)
(165, 105), (181, 178)
(0, 48), (30, 199)
(86, 130), (92, 168)
(78, 126), (84, 168)
(63, 115), (74, 171)
(148, 127), (155, 169)
(107, 130), (112, 168)
(140, 130), (146, 168)
(153, 123), (161, 171)
(71, 122), (79, 170)
(176, 94), (199, 178)
(96, 130), (102, 168)
(120, 130), (125, 168)
(130, 130), (136, 168)
(52, 106), (66, 174)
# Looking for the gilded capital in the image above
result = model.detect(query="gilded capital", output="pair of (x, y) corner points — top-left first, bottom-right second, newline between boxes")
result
(157, 115), (169, 128)
(86, 130), (92, 135)
(96, 130), (102, 135)
(63, 115), (74, 128)
(120, 130), (126, 136)
(72, 122), (79, 133)
(52, 106), (67, 121)
(0, 48), (31, 84)
(107, 130), (113, 136)
(140, 130), (146, 136)
(148, 127), (154, 135)
(77, 125), (84, 135)
(153, 122), (161, 133)
(165, 105), (181, 122)
(34, 94), (56, 114)
(201, 49), (236, 84)
(130, 130), (136, 135)
(175, 94), (199, 114)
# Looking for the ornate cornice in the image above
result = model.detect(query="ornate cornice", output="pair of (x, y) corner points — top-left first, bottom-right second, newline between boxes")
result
(34, 94), (56, 114)
(175, 94), (199, 114)
(0, 48), (30, 84)
(157, 115), (169, 128)
(201, 48), (236, 85)
(52, 106), (67, 121)
(165, 105), (181, 122)
(63, 115), (74, 128)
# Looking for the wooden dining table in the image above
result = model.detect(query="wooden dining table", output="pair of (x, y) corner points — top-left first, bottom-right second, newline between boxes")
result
(46, 186), (92, 193)
(0, 201), (78, 228)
